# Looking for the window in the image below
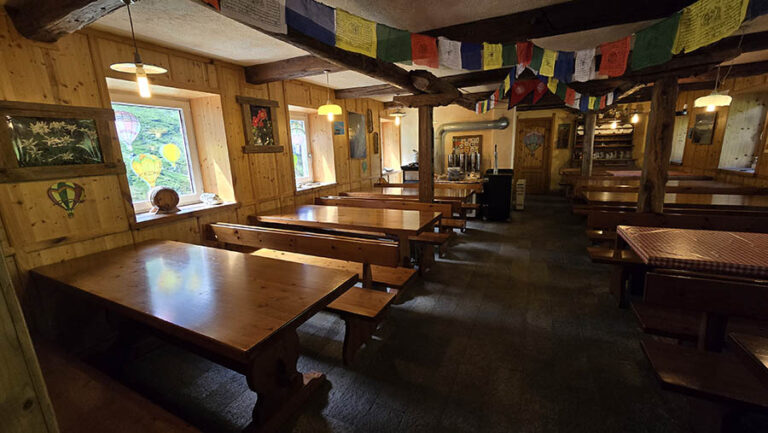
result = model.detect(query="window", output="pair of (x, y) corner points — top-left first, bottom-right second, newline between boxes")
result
(112, 96), (203, 213)
(290, 113), (313, 185)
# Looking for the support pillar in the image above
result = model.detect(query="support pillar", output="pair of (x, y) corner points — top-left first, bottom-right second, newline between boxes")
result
(418, 105), (434, 202)
(581, 112), (596, 177)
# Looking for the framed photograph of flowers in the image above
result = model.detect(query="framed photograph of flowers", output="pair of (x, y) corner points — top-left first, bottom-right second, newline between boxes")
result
(237, 96), (283, 154)
(0, 101), (118, 182)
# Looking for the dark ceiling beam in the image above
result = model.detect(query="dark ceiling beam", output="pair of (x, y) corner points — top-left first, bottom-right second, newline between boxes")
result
(335, 84), (411, 99)
(385, 90), (492, 110)
(421, 0), (695, 44)
(245, 55), (344, 84)
(4, 0), (124, 42)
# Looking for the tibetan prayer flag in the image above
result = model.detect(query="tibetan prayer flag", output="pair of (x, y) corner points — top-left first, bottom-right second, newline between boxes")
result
(599, 95), (607, 109)
(539, 49), (558, 77)
(533, 80), (548, 104)
(223, 0), (287, 34)
(599, 36), (631, 77)
(483, 43), (504, 70)
(673, 0), (749, 54)
(503, 74), (513, 96)
(287, 0), (335, 46)
(529, 45), (544, 72)
(335, 9), (377, 57)
(438, 37), (462, 69)
(476, 101), (482, 114)
(556, 82), (567, 99)
(547, 77), (559, 94)
(607, 92), (614, 106)
(461, 42), (483, 70)
(202, 0), (220, 10)
(565, 87), (577, 106)
(411, 34), (439, 68)
(516, 63), (526, 78)
(574, 48), (595, 82)
(502, 44), (517, 66)
(553, 51), (574, 83)
(508, 80), (538, 108)
(748, 0), (768, 20)
(569, 92), (581, 110)
(589, 96), (598, 110)
(579, 95), (590, 112)
(516, 42), (533, 66)
(631, 13), (681, 71)
(377, 24), (411, 63)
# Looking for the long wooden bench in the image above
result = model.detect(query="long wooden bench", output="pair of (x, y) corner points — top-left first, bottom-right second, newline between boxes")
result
(208, 223), (409, 364)
(35, 342), (201, 433)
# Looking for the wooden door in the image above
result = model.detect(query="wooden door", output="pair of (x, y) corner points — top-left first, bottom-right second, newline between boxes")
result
(515, 118), (552, 193)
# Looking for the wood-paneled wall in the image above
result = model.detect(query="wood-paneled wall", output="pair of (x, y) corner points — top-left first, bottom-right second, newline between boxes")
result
(0, 11), (385, 298)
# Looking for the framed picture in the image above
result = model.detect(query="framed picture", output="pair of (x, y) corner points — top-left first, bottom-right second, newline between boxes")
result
(348, 111), (367, 159)
(556, 123), (572, 149)
(690, 112), (717, 145)
(333, 121), (345, 135)
(0, 100), (118, 182)
(236, 96), (283, 153)
(373, 132), (379, 154)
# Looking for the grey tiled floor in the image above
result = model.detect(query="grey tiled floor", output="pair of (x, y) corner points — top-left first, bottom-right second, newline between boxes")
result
(119, 195), (693, 433)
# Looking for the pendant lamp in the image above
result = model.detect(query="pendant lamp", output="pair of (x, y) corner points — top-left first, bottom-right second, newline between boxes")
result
(109, 0), (167, 98)
(694, 66), (732, 111)
(317, 70), (342, 121)
(390, 109), (406, 126)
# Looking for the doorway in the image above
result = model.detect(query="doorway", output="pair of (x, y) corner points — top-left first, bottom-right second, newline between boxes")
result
(515, 117), (552, 193)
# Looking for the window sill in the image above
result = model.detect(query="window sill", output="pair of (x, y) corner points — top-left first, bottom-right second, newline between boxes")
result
(718, 167), (756, 177)
(131, 201), (239, 229)
(295, 181), (336, 193)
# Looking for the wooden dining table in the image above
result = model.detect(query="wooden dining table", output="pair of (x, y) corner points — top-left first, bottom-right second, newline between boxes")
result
(575, 179), (768, 195)
(581, 191), (768, 211)
(342, 187), (475, 201)
(616, 225), (768, 351)
(30, 240), (358, 433)
(255, 204), (441, 266)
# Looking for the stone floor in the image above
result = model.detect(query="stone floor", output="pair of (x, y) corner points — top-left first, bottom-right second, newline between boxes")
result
(119, 195), (695, 433)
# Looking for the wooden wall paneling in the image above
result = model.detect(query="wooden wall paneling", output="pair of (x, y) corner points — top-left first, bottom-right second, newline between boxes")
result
(284, 81), (311, 107)
(237, 203), (259, 223)
(95, 37), (171, 83)
(332, 98), (351, 186)
(189, 95), (235, 201)
(0, 176), (130, 252)
(239, 82), (280, 202)
(131, 218), (200, 244)
(16, 232), (133, 278)
(0, 13), (57, 104)
(308, 113), (336, 183)
(168, 55), (215, 90)
(195, 207), (238, 244)
(268, 81), (297, 198)
(44, 33), (101, 107)
(309, 83), (326, 108)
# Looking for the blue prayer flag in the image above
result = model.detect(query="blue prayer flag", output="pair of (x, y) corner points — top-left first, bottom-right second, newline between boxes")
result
(579, 94), (590, 112)
(553, 51), (574, 83)
(748, 0), (768, 20)
(461, 43), (482, 70)
(286, 0), (335, 46)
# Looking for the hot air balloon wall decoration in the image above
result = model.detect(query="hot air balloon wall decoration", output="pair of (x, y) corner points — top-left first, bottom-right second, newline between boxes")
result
(0, 101), (118, 182)
(47, 181), (86, 218)
(236, 96), (284, 154)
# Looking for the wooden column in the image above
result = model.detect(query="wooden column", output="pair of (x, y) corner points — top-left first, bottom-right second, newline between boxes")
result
(581, 112), (596, 177)
(418, 105), (434, 202)
(638, 76), (679, 213)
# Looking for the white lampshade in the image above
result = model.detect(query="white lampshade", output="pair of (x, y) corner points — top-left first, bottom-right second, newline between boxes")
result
(694, 91), (732, 108)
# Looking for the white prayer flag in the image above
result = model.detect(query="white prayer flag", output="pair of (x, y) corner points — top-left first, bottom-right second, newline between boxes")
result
(438, 37), (462, 70)
(606, 92), (614, 106)
(573, 48), (595, 82)
(222, 0), (287, 34)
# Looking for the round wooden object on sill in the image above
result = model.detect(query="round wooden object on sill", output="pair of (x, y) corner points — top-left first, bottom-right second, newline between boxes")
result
(149, 186), (180, 214)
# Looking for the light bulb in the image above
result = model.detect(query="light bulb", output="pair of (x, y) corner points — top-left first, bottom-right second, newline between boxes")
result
(327, 112), (334, 121)
(631, 113), (639, 124)
(136, 65), (151, 98)
(610, 121), (617, 129)
(706, 104), (715, 112)
(395, 116), (401, 126)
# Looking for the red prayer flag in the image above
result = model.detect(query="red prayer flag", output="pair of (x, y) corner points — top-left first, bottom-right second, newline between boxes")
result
(532, 80), (548, 103)
(516, 42), (533, 66)
(565, 87), (576, 106)
(508, 80), (538, 108)
(598, 36), (631, 77)
(411, 34), (438, 68)
(202, 0), (220, 10)
(599, 95), (607, 109)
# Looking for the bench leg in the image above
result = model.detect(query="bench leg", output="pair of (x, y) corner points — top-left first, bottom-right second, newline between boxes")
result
(341, 315), (379, 366)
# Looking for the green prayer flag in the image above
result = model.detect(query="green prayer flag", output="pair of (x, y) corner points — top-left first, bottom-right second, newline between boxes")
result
(555, 82), (567, 99)
(631, 12), (681, 71)
(502, 44), (517, 66)
(530, 45), (544, 71)
(377, 24), (412, 63)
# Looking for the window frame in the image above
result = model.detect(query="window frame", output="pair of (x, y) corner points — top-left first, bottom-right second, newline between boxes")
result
(289, 112), (313, 185)
(111, 94), (204, 214)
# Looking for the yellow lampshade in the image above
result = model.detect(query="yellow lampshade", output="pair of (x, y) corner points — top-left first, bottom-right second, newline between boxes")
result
(318, 103), (342, 121)
(694, 91), (732, 108)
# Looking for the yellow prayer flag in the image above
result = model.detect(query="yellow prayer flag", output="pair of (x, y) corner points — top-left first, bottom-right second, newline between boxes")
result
(539, 49), (558, 77)
(335, 9), (377, 58)
(547, 77), (559, 94)
(483, 43), (503, 70)
(588, 96), (597, 109)
(503, 75), (511, 93)
(672, 0), (748, 54)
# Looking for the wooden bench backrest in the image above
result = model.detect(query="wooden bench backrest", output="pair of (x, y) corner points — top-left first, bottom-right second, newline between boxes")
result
(587, 211), (768, 233)
(375, 182), (484, 192)
(315, 196), (452, 216)
(208, 223), (400, 267)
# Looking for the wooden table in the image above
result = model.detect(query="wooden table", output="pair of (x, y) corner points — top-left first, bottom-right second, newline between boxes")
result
(255, 205), (441, 266)
(31, 240), (358, 433)
(575, 180), (768, 195)
(582, 191), (768, 211)
(617, 226), (768, 351)
(342, 187), (475, 201)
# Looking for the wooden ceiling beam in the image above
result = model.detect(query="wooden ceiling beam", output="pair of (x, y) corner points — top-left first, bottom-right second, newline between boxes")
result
(245, 55), (344, 84)
(4, 0), (125, 42)
(421, 0), (695, 44)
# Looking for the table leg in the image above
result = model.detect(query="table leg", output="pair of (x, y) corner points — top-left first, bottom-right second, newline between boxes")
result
(396, 234), (411, 267)
(698, 312), (728, 352)
(245, 328), (325, 433)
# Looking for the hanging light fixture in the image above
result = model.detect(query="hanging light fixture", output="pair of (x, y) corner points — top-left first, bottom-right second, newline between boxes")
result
(631, 112), (640, 124)
(694, 66), (732, 111)
(317, 70), (343, 121)
(109, 0), (167, 98)
(391, 109), (406, 126)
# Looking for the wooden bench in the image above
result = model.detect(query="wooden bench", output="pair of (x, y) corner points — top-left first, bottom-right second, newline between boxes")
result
(374, 182), (484, 193)
(35, 342), (201, 433)
(587, 246), (644, 308)
(208, 223), (409, 364)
